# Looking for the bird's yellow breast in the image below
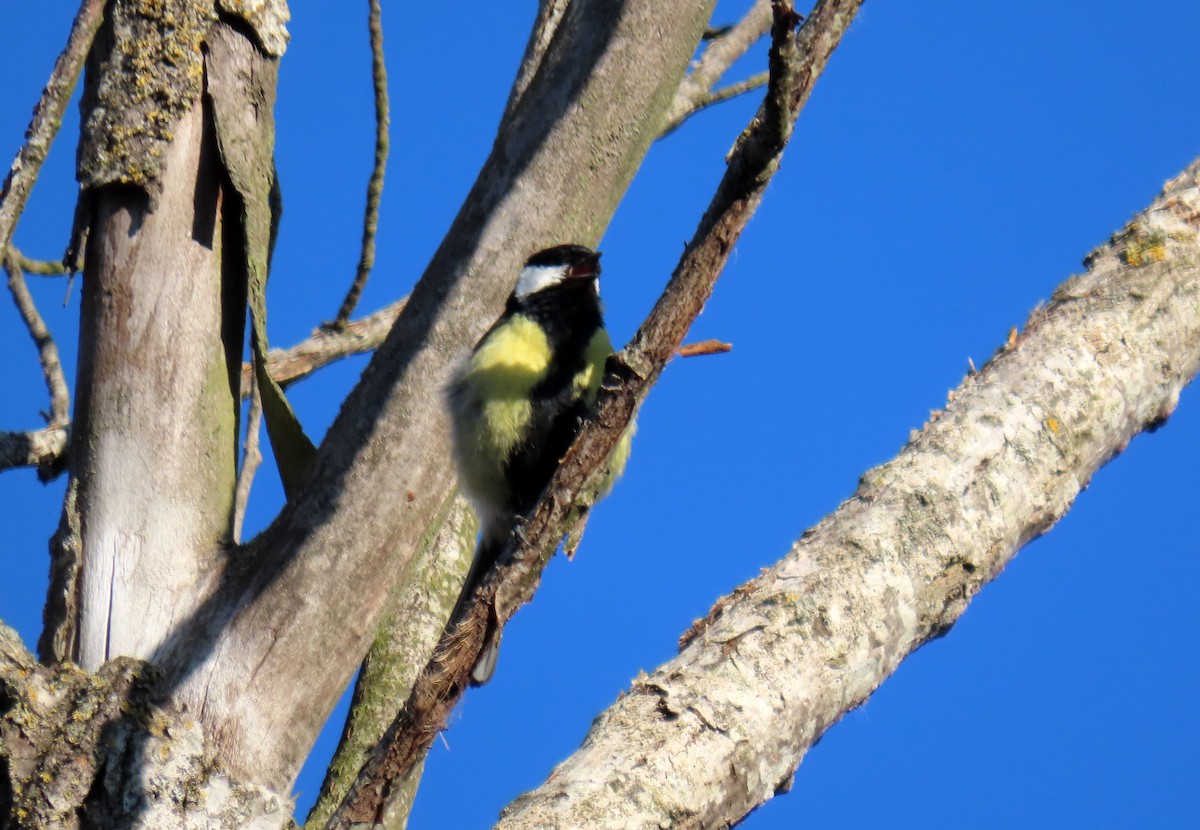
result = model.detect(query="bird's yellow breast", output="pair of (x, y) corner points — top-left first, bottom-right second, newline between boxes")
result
(462, 314), (553, 470)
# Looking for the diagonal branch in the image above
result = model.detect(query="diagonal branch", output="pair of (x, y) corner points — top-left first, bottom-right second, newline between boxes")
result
(331, 0), (390, 327)
(321, 3), (862, 826)
(0, 0), (106, 256)
(495, 157), (1200, 829)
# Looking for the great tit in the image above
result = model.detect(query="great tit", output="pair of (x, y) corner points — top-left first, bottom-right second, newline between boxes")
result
(448, 244), (631, 684)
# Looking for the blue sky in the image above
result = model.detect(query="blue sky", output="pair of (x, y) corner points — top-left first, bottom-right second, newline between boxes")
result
(2, 2), (1199, 827)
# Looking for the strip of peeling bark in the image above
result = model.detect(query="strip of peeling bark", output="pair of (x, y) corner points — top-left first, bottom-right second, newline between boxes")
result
(153, 0), (718, 794)
(493, 163), (1200, 829)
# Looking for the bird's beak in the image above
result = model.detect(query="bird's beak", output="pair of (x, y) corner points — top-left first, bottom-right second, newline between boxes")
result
(567, 251), (602, 280)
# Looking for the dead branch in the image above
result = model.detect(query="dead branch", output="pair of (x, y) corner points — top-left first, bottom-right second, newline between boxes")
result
(495, 158), (1200, 830)
(5, 256), (70, 426)
(0, 0), (105, 255)
(242, 296), (407, 395)
(331, 0), (390, 327)
(677, 338), (733, 357)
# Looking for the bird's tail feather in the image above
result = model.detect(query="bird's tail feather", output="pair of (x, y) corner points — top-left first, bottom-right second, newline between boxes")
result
(447, 530), (507, 686)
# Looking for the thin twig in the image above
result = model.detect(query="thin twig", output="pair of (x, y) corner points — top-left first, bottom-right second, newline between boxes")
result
(232, 371), (264, 543)
(5, 256), (70, 426)
(669, 71), (770, 132)
(8, 248), (70, 276)
(677, 339), (732, 357)
(322, 3), (863, 826)
(242, 296), (407, 395)
(0, 0), (106, 256)
(660, 0), (774, 136)
(331, 0), (390, 327)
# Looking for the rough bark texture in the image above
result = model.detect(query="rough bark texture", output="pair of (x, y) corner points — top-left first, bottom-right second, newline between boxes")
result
(0, 625), (291, 830)
(493, 163), (1200, 829)
(148, 0), (717, 794)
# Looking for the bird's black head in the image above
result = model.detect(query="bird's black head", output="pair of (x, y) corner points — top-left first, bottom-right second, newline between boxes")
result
(515, 244), (601, 298)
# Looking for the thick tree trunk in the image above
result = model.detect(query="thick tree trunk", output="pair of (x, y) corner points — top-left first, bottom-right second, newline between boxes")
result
(71, 99), (239, 670)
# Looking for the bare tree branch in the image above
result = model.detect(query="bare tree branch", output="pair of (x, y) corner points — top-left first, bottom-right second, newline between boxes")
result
(661, 0), (774, 136)
(0, 427), (68, 475)
(304, 493), (476, 830)
(5, 255), (70, 426)
(241, 296), (407, 396)
(331, 0), (390, 327)
(662, 70), (770, 137)
(495, 158), (1200, 830)
(8, 247), (70, 276)
(322, 4), (861, 824)
(677, 338), (732, 357)
(0, 0), (105, 255)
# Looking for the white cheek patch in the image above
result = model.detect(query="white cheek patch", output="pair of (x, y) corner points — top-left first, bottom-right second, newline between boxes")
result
(515, 264), (566, 297)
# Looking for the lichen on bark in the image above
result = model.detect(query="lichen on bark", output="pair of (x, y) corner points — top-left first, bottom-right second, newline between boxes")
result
(1, 624), (294, 830)
(77, 0), (216, 199)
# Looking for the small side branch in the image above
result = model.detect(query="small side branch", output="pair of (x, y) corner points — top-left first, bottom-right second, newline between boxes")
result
(8, 248), (70, 277)
(0, 427), (69, 476)
(0, 0), (106, 254)
(660, 0), (773, 136)
(5, 256), (70, 427)
(331, 0), (390, 327)
(241, 296), (407, 395)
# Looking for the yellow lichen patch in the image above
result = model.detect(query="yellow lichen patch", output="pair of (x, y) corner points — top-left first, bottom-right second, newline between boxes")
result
(1046, 417), (1060, 435)
(1116, 223), (1170, 267)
